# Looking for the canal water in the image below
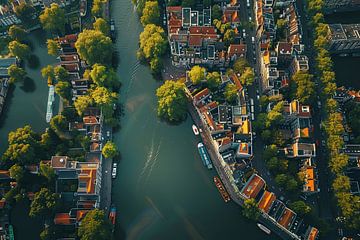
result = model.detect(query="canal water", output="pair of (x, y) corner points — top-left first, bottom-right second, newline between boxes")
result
(0, 30), (57, 239)
(111, 0), (273, 239)
(325, 11), (360, 90)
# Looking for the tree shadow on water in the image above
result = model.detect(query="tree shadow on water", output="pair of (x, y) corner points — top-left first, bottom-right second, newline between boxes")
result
(27, 54), (40, 69)
(0, 84), (14, 128)
(19, 77), (36, 93)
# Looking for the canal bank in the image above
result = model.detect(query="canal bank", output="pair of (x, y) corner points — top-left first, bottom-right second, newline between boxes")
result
(111, 0), (274, 239)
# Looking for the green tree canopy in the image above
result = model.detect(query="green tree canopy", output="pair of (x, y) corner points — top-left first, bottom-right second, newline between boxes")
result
(8, 25), (27, 42)
(92, 0), (107, 17)
(240, 67), (255, 86)
(50, 115), (68, 137)
(47, 39), (59, 56)
(29, 188), (59, 218)
(78, 209), (112, 240)
(156, 80), (187, 122)
(266, 101), (284, 127)
(141, 1), (160, 26)
(14, 3), (35, 22)
(2, 143), (35, 166)
(211, 5), (222, 20)
(55, 81), (71, 102)
(39, 162), (56, 182)
(233, 58), (249, 74)
(39, 3), (66, 34)
(206, 71), (221, 90)
(74, 95), (94, 116)
(75, 29), (113, 65)
(291, 71), (315, 104)
(242, 198), (260, 220)
(224, 29), (235, 45)
(137, 24), (167, 61)
(90, 64), (119, 89)
(102, 141), (118, 158)
(9, 164), (25, 183)
(289, 201), (311, 216)
(188, 65), (205, 84)
(93, 18), (110, 36)
(54, 65), (69, 82)
(8, 40), (30, 60)
(8, 64), (26, 83)
(41, 65), (55, 84)
(90, 86), (118, 106)
(224, 83), (238, 103)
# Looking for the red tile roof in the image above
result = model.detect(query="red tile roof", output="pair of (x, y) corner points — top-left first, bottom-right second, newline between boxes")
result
(167, 6), (182, 12)
(258, 191), (276, 213)
(278, 207), (296, 229)
(228, 44), (247, 58)
(241, 174), (265, 199)
(277, 42), (292, 55)
(188, 35), (202, 46)
(54, 213), (75, 225)
(307, 227), (319, 240)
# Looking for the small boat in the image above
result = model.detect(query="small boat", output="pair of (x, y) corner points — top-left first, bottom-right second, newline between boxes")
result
(214, 176), (230, 202)
(197, 142), (213, 169)
(80, 0), (87, 17)
(257, 223), (271, 234)
(192, 124), (199, 135)
(110, 19), (116, 39)
(109, 205), (116, 226)
(112, 162), (117, 179)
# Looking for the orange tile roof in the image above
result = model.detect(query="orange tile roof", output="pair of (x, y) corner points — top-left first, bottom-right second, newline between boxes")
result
(167, 6), (182, 12)
(76, 210), (89, 222)
(54, 213), (74, 225)
(241, 174), (265, 199)
(258, 191), (276, 213)
(307, 227), (319, 240)
(188, 35), (202, 46)
(193, 88), (210, 102)
(230, 74), (243, 91)
(278, 208), (296, 229)
(0, 198), (6, 209)
(228, 44), (247, 57)
(78, 168), (97, 194)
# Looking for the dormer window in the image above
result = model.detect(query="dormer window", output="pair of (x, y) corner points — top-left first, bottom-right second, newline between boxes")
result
(302, 106), (309, 112)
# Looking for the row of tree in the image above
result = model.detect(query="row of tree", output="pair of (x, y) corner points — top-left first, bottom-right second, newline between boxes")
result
(306, 0), (360, 229)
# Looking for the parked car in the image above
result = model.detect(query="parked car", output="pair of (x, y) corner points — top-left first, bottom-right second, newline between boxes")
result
(112, 163), (117, 179)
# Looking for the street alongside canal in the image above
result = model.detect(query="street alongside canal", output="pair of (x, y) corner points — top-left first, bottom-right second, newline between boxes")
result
(111, 0), (275, 239)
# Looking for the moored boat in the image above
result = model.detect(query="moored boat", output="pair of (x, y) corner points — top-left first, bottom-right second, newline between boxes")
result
(80, 0), (87, 17)
(109, 205), (116, 226)
(257, 223), (271, 234)
(197, 142), (213, 169)
(213, 176), (230, 202)
(192, 124), (199, 135)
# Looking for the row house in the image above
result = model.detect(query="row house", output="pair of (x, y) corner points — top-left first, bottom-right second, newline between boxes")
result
(0, 4), (21, 27)
(222, 6), (240, 27)
(255, 0), (276, 40)
(285, 3), (302, 45)
(242, 173), (319, 239)
(300, 158), (320, 195)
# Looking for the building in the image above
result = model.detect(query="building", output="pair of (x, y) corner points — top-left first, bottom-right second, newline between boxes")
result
(328, 24), (360, 54)
(324, 0), (360, 13)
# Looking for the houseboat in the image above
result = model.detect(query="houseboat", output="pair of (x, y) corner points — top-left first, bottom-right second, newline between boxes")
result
(257, 223), (271, 234)
(192, 124), (199, 135)
(197, 142), (213, 170)
(213, 176), (230, 202)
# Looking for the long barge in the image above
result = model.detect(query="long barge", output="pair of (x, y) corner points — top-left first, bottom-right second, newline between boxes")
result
(197, 142), (213, 169)
(214, 176), (230, 202)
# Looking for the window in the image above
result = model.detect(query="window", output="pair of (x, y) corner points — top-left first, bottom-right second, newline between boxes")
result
(302, 106), (309, 112)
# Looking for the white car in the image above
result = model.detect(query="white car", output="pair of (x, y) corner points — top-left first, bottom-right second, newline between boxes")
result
(249, 16), (252, 22)
(112, 163), (117, 179)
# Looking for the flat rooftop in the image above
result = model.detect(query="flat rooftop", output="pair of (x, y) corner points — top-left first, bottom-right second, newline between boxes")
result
(329, 24), (360, 41)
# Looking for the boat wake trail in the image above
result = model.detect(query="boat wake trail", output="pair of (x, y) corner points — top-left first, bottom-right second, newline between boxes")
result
(125, 60), (140, 95)
(139, 135), (154, 179)
(145, 139), (162, 182)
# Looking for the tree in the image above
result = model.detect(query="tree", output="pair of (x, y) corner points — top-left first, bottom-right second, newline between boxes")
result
(8, 25), (27, 42)
(266, 101), (284, 127)
(2, 143), (35, 166)
(276, 19), (287, 40)
(41, 65), (55, 84)
(54, 66), (69, 82)
(74, 95), (93, 116)
(78, 209), (112, 240)
(8, 64), (26, 83)
(92, 0), (107, 17)
(39, 3), (66, 34)
(137, 24), (167, 61)
(55, 81), (71, 102)
(329, 153), (348, 174)
(314, 35), (328, 49)
(224, 29), (235, 45)
(242, 199), (260, 220)
(75, 29), (113, 65)
(29, 188), (59, 218)
(9, 164), (25, 183)
(50, 115), (68, 136)
(290, 201), (311, 216)
(239, 67), (255, 86)
(156, 80), (187, 122)
(150, 57), (162, 74)
(212, 5), (222, 20)
(233, 58), (249, 74)
(312, 12), (324, 25)
(224, 83), (238, 103)
(206, 71), (221, 90)
(291, 71), (315, 104)
(93, 18), (110, 36)
(263, 145), (278, 161)
(14, 3), (35, 22)
(90, 64), (119, 89)
(8, 125), (37, 145)
(275, 174), (288, 188)
(182, 0), (195, 7)
(39, 162), (55, 182)
(188, 65), (205, 84)
(90, 86), (118, 107)
(267, 157), (288, 174)
(102, 141), (118, 158)
(140, 1), (160, 26)
(8, 40), (30, 60)
(47, 39), (59, 56)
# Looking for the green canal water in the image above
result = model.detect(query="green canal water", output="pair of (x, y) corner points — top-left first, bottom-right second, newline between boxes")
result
(0, 2), (275, 239)
(111, 0), (273, 239)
